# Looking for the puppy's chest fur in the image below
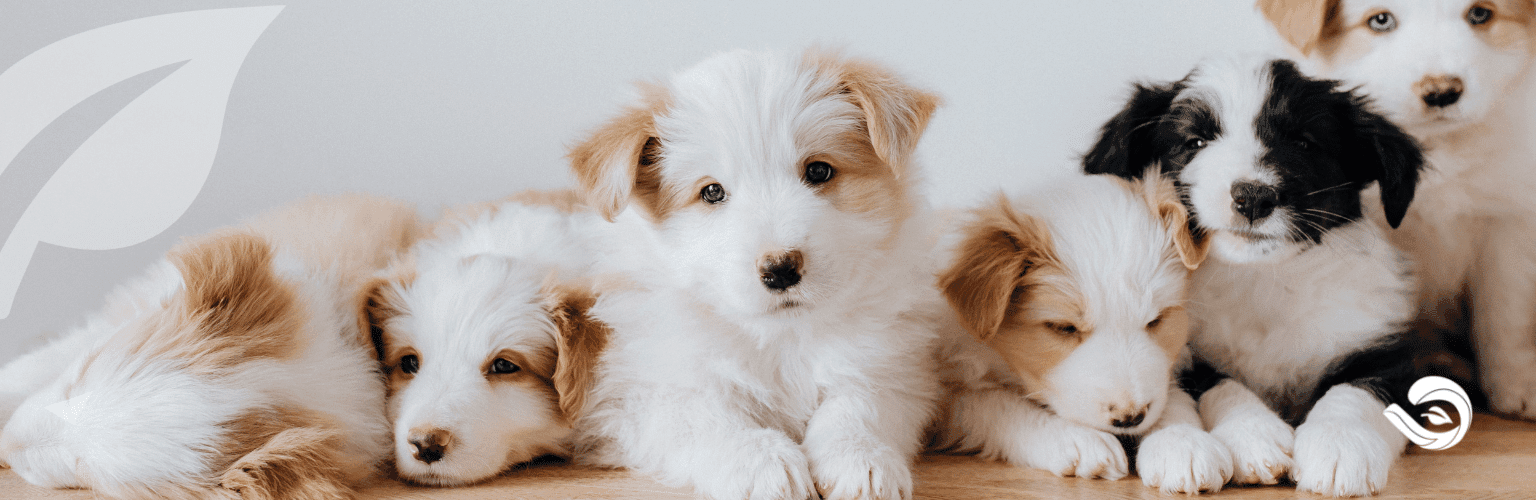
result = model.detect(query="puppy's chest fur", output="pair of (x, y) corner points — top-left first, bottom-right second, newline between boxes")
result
(1188, 221), (1416, 413)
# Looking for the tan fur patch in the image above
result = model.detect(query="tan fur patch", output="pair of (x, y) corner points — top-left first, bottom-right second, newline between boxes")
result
(981, 272), (1088, 394)
(1135, 172), (1209, 270)
(1148, 306), (1193, 361)
(360, 261), (416, 367)
(939, 195), (1059, 341)
(567, 85), (676, 222)
(216, 407), (353, 500)
(1478, 0), (1536, 50)
(100, 232), (304, 375)
(800, 48), (942, 178)
(1258, 0), (1344, 55)
(541, 282), (611, 421)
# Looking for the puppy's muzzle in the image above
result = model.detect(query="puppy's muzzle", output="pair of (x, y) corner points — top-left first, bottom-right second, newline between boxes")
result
(1231, 182), (1279, 223)
(408, 427), (453, 464)
(1415, 74), (1464, 109)
(1110, 403), (1150, 429)
(759, 250), (804, 292)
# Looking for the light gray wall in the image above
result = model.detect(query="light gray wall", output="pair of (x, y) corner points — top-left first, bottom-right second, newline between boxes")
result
(0, 1), (1282, 363)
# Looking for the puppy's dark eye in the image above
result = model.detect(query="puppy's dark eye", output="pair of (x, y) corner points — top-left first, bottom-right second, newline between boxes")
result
(1185, 138), (1207, 150)
(1368, 12), (1397, 32)
(1044, 322), (1079, 337)
(701, 183), (727, 204)
(490, 358), (520, 374)
(1147, 316), (1163, 330)
(1467, 5), (1493, 25)
(1294, 139), (1310, 150)
(804, 161), (835, 185)
(400, 354), (420, 375)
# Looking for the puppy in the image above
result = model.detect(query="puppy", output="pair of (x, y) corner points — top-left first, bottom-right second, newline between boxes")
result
(362, 194), (610, 486)
(1085, 56), (1427, 496)
(1259, 0), (1536, 419)
(566, 49), (941, 500)
(933, 173), (1230, 494)
(0, 195), (417, 499)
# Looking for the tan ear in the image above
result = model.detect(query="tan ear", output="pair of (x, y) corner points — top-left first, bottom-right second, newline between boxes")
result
(543, 283), (610, 420)
(567, 85), (669, 222)
(1135, 170), (1209, 271)
(1257, 0), (1340, 55)
(357, 256), (415, 362)
(938, 196), (1055, 340)
(806, 49), (941, 177)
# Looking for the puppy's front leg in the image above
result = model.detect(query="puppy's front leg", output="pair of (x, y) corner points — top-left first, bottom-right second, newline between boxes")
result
(942, 386), (1127, 479)
(219, 426), (352, 500)
(1199, 379), (1293, 485)
(1473, 231), (1536, 420)
(1291, 384), (1408, 497)
(1136, 387), (1232, 494)
(803, 382), (932, 500)
(609, 392), (814, 500)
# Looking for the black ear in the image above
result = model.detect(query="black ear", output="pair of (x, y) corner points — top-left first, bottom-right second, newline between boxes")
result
(1347, 98), (1425, 228)
(1083, 82), (1183, 179)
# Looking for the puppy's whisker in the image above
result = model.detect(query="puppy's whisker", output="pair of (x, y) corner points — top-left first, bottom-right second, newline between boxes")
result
(1304, 182), (1352, 197)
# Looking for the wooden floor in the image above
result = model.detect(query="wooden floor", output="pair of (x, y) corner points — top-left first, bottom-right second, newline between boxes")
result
(3, 416), (1533, 499)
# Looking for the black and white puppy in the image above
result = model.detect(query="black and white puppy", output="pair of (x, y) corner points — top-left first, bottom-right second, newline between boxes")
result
(1084, 56), (1426, 497)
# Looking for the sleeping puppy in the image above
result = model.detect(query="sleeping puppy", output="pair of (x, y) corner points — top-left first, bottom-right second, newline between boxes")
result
(362, 194), (610, 486)
(566, 49), (942, 500)
(1258, 0), (1536, 420)
(0, 195), (417, 499)
(1084, 56), (1426, 496)
(933, 172), (1230, 494)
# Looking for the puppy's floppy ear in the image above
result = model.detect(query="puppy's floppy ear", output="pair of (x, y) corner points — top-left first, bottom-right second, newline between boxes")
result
(567, 85), (669, 222)
(1134, 168), (1209, 270)
(939, 195), (1056, 340)
(808, 49), (941, 177)
(1083, 82), (1182, 179)
(542, 282), (610, 421)
(1346, 98), (1425, 229)
(1256, 0), (1341, 55)
(357, 256), (415, 362)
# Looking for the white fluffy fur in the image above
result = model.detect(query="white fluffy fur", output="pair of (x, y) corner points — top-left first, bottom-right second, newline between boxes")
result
(571, 50), (940, 500)
(932, 175), (1231, 493)
(1291, 0), (1536, 420)
(0, 196), (404, 499)
(375, 201), (601, 485)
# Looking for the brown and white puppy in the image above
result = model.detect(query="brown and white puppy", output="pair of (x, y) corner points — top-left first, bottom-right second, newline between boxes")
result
(1259, 0), (1536, 419)
(565, 49), (942, 500)
(932, 172), (1229, 494)
(0, 194), (418, 499)
(363, 195), (610, 486)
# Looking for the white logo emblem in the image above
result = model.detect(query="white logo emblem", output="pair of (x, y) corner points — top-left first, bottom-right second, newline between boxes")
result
(0, 6), (283, 319)
(1383, 376), (1472, 451)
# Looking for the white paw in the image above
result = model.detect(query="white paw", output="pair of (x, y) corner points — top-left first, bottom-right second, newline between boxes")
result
(1485, 362), (1536, 420)
(1209, 410), (1293, 485)
(697, 430), (814, 500)
(1018, 422), (1128, 480)
(1136, 425), (1233, 494)
(808, 443), (912, 500)
(1292, 419), (1394, 496)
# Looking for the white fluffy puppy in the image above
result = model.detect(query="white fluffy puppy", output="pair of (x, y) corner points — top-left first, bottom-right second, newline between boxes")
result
(0, 195), (416, 499)
(933, 173), (1229, 494)
(566, 49), (942, 500)
(362, 192), (610, 486)
(1259, 0), (1536, 420)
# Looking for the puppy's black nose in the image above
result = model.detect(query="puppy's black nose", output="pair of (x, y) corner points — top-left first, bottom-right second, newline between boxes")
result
(1112, 410), (1147, 428)
(409, 428), (451, 464)
(1231, 182), (1279, 222)
(1418, 75), (1465, 108)
(1423, 89), (1462, 108)
(760, 250), (803, 292)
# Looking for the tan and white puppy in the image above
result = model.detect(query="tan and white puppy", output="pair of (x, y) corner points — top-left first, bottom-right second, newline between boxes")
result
(0, 195), (417, 499)
(567, 49), (942, 500)
(932, 172), (1229, 494)
(363, 194), (610, 486)
(1259, 0), (1536, 419)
